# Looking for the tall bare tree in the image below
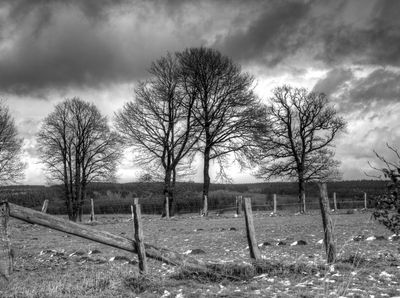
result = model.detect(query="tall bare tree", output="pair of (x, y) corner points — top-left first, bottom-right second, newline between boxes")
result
(253, 86), (346, 212)
(178, 47), (258, 215)
(0, 101), (25, 184)
(115, 54), (200, 217)
(37, 98), (122, 221)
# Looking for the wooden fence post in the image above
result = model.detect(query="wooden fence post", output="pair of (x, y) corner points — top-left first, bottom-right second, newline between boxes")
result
(243, 197), (261, 260)
(131, 198), (138, 221)
(333, 192), (337, 211)
(90, 199), (95, 222)
(317, 183), (336, 264)
(273, 194), (277, 213)
(302, 193), (306, 213)
(0, 199), (12, 287)
(41, 199), (49, 213)
(133, 201), (148, 274)
(364, 192), (367, 209)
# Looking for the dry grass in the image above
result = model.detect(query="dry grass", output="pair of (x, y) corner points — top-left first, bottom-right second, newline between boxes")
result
(0, 211), (399, 297)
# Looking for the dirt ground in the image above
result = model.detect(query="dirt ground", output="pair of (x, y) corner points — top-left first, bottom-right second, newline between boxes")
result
(1, 210), (399, 297)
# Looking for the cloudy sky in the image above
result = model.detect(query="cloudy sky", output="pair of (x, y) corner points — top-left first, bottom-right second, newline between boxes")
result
(1, 0), (399, 185)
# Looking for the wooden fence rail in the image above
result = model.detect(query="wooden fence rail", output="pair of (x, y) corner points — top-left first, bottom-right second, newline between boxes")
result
(7, 203), (206, 270)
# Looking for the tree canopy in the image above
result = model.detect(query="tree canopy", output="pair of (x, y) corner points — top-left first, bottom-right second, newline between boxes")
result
(115, 54), (200, 217)
(252, 85), (346, 212)
(37, 98), (122, 221)
(0, 101), (25, 184)
(178, 47), (260, 215)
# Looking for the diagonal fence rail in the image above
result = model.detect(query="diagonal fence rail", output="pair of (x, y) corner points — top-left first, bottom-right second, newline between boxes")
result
(7, 203), (206, 270)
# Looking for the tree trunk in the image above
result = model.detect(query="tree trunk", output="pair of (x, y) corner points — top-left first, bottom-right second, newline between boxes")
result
(170, 168), (176, 217)
(68, 154), (77, 221)
(63, 158), (73, 220)
(75, 156), (82, 222)
(162, 169), (172, 218)
(202, 147), (211, 216)
(298, 175), (305, 213)
(78, 186), (85, 222)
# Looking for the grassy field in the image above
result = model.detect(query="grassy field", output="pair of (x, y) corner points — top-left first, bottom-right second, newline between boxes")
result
(1, 210), (399, 297)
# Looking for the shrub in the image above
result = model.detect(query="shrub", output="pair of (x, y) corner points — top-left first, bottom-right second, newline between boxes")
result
(369, 145), (400, 234)
(372, 170), (400, 234)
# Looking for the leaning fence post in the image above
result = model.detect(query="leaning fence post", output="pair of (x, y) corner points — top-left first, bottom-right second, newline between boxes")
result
(243, 197), (261, 260)
(364, 192), (367, 209)
(41, 199), (49, 213)
(0, 199), (13, 286)
(132, 200), (148, 273)
(273, 194), (277, 213)
(317, 183), (336, 264)
(333, 192), (337, 211)
(90, 199), (95, 222)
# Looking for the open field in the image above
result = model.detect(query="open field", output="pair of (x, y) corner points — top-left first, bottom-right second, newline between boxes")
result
(1, 210), (399, 297)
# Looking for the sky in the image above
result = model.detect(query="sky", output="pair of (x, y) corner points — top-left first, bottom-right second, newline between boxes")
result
(0, 0), (399, 185)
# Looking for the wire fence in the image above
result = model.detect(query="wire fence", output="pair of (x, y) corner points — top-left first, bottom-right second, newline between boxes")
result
(214, 199), (369, 215)
(74, 196), (371, 216)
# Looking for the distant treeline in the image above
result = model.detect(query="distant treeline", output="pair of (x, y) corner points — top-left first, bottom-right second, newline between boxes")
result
(0, 180), (388, 215)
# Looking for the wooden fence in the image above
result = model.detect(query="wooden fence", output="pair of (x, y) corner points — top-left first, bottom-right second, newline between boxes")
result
(0, 184), (356, 286)
(0, 200), (207, 286)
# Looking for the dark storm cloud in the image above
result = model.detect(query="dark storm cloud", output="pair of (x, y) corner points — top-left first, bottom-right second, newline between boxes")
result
(2, 0), (400, 97)
(213, 0), (400, 69)
(318, 25), (400, 67)
(316, 0), (400, 67)
(349, 69), (400, 104)
(0, 0), (205, 95)
(213, 0), (313, 66)
(313, 67), (400, 114)
(4, 0), (129, 24)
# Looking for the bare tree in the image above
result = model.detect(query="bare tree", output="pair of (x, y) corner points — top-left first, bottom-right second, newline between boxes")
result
(114, 54), (200, 217)
(253, 86), (346, 212)
(0, 101), (25, 184)
(37, 98), (122, 221)
(177, 47), (258, 216)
